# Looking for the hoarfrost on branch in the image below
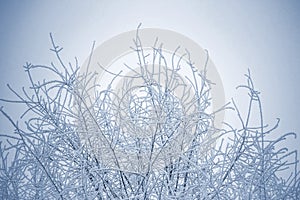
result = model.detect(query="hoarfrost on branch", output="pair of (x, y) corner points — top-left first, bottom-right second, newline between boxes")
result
(0, 29), (299, 199)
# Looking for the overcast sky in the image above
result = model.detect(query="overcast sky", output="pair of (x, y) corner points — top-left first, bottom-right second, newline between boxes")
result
(0, 0), (299, 153)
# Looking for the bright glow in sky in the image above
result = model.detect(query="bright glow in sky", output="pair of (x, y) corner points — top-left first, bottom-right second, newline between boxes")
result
(0, 0), (299, 154)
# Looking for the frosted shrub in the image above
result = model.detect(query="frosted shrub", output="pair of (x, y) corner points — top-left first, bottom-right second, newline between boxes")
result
(0, 29), (299, 199)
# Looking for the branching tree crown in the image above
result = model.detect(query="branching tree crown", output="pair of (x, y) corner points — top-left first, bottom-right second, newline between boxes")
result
(0, 29), (299, 199)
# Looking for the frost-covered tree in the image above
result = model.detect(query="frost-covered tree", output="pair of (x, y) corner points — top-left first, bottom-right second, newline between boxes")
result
(0, 28), (299, 199)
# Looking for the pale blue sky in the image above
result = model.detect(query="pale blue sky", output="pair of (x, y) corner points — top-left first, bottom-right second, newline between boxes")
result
(0, 0), (299, 152)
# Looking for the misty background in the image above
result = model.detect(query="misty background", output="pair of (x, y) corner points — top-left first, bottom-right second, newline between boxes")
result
(0, 1), (299, 161)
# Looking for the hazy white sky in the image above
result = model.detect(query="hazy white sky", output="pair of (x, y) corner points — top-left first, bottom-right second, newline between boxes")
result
(0, 0), (299, 152)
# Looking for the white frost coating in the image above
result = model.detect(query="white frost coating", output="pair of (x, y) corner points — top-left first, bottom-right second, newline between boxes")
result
(77, 28), (224, 172)
(0, 27), (299, 199)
